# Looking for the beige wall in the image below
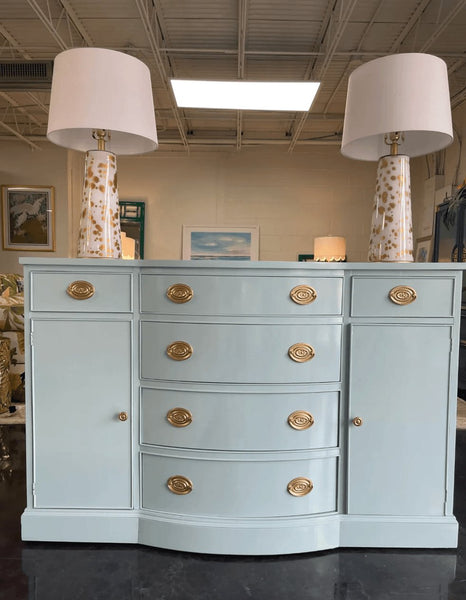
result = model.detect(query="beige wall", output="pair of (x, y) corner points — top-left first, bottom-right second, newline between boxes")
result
(7, 118), (466, 271)
(68, 145), (377, 262)
(0, 142), (69, 274)
(78, 145), (376, 262)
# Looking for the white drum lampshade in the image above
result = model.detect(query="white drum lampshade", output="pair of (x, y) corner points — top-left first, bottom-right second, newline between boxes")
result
(47, 48), (158, 258)
(341, 53), (453, 262)
(314, 236), (346, 262)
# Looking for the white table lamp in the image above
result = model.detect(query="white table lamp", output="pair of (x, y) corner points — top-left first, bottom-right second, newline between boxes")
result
(47, 48), (158, 258)
(341, 53), (453, 262)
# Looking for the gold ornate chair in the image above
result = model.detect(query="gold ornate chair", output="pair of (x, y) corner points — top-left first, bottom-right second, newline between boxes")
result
(0, 274), (24, 408)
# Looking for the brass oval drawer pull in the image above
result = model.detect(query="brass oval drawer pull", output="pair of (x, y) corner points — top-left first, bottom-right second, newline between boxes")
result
(287, 477), (313, 497)
(288, 343), (315, 363)
(66, 280), (95, 300)
(167, 407), (193, 427)
(290, 285), (317, 305)
(167, 475), (193, 495)
(288, 410), (315, 430)
(118, 411), (128, 422)
(352, 416), (363, 427)
(389, 285), (417, 305)
(166, 341), (193, 361)
(167, 283), (194, 304)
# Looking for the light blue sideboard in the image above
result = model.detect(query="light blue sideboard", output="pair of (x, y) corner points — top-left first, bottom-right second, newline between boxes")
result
(20, 259), (463, 555)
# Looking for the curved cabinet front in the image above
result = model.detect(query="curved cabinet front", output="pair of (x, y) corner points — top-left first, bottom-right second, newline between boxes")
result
(141, 274), (343, 316)
(21, 260), (461, 556)
(140, 322), (341, 384)
(140, 388), (339, 451)
(141, 453), (337, 518)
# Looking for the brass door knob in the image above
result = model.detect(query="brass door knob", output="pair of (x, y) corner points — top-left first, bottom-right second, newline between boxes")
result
(166, 341), (193, 361)
(287, 477), (313, 497)
(167, 408), (193, 427)
(389, 285), (417, 305)
(118, 411), (128, 422)
(66, 280), (95, 300)
(288, 410), (315, 430)
(166, 283), (194, 304)
(352, 416), (363, 427)
(288, 343), (315, 363)
(290, 285), (317, 305)
(167, 475), (193, 495)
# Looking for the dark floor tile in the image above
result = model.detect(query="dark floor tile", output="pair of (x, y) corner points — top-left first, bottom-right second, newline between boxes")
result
(0, 559), (28, 600)
(1, 426), (466, 599)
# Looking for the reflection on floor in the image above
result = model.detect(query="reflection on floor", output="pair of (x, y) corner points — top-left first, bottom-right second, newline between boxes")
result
(1, 425), (466, 600)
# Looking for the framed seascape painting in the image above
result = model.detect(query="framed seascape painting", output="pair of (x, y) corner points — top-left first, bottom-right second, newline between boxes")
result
(182, 226), (259, 260)
(2, 185), (55, 251)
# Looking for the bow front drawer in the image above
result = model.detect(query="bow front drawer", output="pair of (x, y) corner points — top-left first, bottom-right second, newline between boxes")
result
(140, 389), (339, 451)
(141, 453), (337, 518)
(141, 274), (343, 316)
(141, 322), (341, 384)
(351, 276), (455, 318)
(30, 272), (132, 312)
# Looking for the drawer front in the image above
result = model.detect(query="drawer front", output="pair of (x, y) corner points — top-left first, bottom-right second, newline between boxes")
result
(141, 275), (343, 316)
(141, 389), (339, 451)
(141, 454), (337, 518)
(141, 322), (341, 384)
(351, 276), (455, 318)
(30, 272), (132, 312)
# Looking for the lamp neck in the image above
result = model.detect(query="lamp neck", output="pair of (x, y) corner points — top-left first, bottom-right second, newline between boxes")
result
(92, 129), (109, 151)
(384, 131), (403, 156)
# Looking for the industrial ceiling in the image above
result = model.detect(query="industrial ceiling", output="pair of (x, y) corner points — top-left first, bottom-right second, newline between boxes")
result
(0, 0), (465, 152)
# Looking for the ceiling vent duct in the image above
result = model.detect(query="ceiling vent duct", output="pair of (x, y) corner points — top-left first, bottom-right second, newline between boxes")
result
(0, 61), (53, 90)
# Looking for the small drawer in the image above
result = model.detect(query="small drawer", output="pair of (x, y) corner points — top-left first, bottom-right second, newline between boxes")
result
(141, 275), (343, 316)
(30, 272), (132, 312)
(141, 322), (341, 384)
(140, 389), (339, 451)
(141, 453), (337, 518)
(351, 277), (455, 318)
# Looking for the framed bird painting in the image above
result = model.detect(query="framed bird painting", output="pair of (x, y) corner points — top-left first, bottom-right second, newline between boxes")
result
(2, 185), (55, 252)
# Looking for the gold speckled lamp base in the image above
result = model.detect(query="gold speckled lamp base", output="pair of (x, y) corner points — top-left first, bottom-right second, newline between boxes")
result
(77, 150), (122, 258)
(368, 154), (413, 263)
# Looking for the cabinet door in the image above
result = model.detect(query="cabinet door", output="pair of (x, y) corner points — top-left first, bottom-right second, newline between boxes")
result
(348, 324), (451, 516)
(31, 319), (132, 508)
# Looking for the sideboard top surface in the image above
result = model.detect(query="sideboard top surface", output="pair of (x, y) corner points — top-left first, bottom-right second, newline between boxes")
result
(19, 258), (466, 272)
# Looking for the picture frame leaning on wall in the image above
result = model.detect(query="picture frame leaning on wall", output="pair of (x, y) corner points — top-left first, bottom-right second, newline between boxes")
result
(1, 185), (55, 252)
(182, 226), (259, 260)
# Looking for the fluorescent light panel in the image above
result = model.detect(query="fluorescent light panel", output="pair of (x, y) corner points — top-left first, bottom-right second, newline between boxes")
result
(170, 80), (320, 111)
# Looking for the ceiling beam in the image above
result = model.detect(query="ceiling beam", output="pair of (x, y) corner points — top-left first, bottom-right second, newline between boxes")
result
(451, 85), (466, 109)
(419, 0), (466, 52)
(237, 0), (248, 79)
(389, 0), (431, 52)
(25, 0), (69, 50)
(237, 0), (248, 150)
(316, 0), (359, 81)
(134, 0), (189, 150)
(26, 92), (49, 114)
(322, 0), (385, 115)
(159, 138), (342, 147)
(288, 0), (358, 153)
(59, 0), (94, 46)
(0, 92), (43, 127)
(0, 23), (33, 59)
(0, 23), (49, 147)
(0, 119), (41, 150)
